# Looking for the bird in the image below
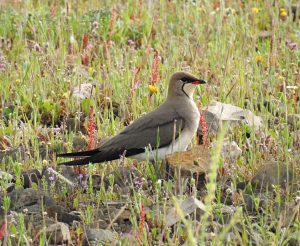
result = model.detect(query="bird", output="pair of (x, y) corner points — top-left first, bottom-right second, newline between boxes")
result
(57, 72), (206, 166)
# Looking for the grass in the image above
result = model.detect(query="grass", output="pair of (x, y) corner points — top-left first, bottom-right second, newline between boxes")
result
(0, 0), (299, 245)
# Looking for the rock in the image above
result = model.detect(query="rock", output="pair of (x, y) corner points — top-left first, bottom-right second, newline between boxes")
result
(293, 130), (300, 150)
(44, 195), (56, 207)
(71, 134), (88, 150)
(64, 117), (87, 135)
(120, 233), (137, 244)
(242, 193), (273, 213)
(0, 171), (15, 192)
(202, 110), (220, 133)
(22, 169), (42, 188)
(0, 170), (13, 181)
(287, 114), (300, 130)
(165, 196), (206, 227)
(43, 222), (71, 245)
(287, 230), (300, 246)
(61, 166), (85, 184)
(9, 188), (42, 213)
(251, 161), (298, 190)
(112, 208), (131, 221)
(279, 202), (300, 228)
(6, 183), (15, 193)
(165, 145), (210, 179)
(83, 228), (118, 245)
(214, 205), (236, 224)
(105, 205), (131, 230)
(204, 101), (263, 131)
(9, 188), (56, 214)
(72, 83), (96, 103)
(9, 188), (80, 228)
(25, 213), (55, 229)
(46, 205), (81, 225)
(220, 140), (242, 162)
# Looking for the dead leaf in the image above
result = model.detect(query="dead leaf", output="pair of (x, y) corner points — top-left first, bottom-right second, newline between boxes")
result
(165, 196), (206, 227)
(72, 83), (96, 103)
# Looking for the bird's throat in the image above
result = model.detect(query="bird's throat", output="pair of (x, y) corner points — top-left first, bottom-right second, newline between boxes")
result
(182, 84), (196, 99)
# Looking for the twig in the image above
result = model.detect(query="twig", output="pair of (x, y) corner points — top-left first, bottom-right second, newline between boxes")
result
(106, 204), (128, 229)
(48, 168), (75, 187)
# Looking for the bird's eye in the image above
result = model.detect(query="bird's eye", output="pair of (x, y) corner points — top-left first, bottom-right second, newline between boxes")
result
(181, 77), (192, 83)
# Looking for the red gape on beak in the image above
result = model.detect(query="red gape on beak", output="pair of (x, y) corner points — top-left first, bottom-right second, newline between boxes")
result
(191, 79), (207, 85)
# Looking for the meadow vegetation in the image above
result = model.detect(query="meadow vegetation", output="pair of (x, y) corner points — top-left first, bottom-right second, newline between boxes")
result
(0, 0), (299, 245)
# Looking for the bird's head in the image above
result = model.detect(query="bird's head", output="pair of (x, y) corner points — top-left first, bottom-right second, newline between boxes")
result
(168, 72), (206, 99)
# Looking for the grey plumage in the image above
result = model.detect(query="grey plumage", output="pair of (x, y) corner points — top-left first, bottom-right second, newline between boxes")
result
(57, 72), (206, 166)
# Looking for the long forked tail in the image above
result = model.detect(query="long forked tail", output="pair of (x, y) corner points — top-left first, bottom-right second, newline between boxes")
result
(57, 149), (121, 166)
(58, 156), (98, 166)
(57, 149), (101, 166)
(57, 148), (145, 166)
(56, 149), (100, 158)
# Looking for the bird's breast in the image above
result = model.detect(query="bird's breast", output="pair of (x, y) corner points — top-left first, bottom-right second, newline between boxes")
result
(184, 100), (200, 131)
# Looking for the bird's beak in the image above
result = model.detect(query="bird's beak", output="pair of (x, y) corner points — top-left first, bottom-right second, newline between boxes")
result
(191, 79), (207, 85)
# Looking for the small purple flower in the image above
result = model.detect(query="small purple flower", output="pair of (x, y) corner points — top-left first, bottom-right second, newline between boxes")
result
(86, 44), (94, 51)
(52, 127), (61, 134)
(78, 174), (84, 180)
(286, 40), (298, 51)
(133, 177), (145, 189)
(7, 211), (15, 219)
(49, 175), (55, 181)
(7, 211), (17, 223)
(127, 39), (135, 45)
(47, 167), (53, 172)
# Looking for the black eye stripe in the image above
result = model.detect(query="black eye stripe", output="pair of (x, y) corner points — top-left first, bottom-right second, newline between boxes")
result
(181, 77), (195, 83)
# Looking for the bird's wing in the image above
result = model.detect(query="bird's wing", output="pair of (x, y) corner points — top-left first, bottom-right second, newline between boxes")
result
(58, 105), (185, 165)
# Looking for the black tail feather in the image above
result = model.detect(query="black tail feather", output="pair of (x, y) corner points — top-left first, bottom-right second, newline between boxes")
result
(56, 149), (100, 158)
(58, 157), (97, 166)
(57, 148), (145, 166)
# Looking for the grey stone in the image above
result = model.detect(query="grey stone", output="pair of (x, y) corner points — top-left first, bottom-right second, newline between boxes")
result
(83, 228), (118, 245)
(46, 205), (81, 225)
(43, 222), (71, 245)
(251, 161), (298, 190)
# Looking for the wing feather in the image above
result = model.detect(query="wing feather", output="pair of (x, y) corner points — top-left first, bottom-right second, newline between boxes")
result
(58, 103), (185, 165)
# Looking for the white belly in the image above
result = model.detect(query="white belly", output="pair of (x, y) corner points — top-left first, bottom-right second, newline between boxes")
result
(131, 128), (196, 161)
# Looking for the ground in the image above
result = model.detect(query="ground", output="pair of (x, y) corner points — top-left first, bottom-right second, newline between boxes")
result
(0, 0), (299, 245)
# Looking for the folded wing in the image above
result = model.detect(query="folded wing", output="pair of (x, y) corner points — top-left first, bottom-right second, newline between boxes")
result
(58, 106), (185, 166)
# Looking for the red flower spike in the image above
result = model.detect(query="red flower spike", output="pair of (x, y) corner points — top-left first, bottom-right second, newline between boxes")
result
(150, 50), (160, 86)
(87, 106), (96, 151)
(131, 67), (141, 97)
(198, 103), (209, 146)
(0, 223), (6, 241)
(81, 53), (89, 66)
(137, 204), (145, 241)
(83, 33), (89, 50)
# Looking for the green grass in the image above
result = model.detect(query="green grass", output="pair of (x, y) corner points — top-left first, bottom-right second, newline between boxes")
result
(0, 0), (299, 245)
